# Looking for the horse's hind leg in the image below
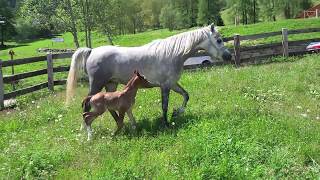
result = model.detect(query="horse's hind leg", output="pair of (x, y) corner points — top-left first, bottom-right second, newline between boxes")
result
(105, 83), (120, 123)
(171, 83), (189, 117)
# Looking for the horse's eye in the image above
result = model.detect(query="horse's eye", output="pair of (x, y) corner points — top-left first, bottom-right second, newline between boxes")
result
(217, 39), (222, 44)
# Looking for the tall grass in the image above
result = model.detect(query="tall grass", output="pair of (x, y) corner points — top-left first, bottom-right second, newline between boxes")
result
(0, 54), (319, 179)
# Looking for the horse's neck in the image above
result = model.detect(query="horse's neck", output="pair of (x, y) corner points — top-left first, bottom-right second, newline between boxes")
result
(181, 31), (208, 61)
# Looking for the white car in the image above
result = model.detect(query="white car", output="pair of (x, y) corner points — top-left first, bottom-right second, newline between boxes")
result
(184, 56), (214, 66)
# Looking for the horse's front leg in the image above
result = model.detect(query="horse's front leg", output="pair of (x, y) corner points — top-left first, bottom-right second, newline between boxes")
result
(161, 86), (171, 127)
(171, 83), (189, 117)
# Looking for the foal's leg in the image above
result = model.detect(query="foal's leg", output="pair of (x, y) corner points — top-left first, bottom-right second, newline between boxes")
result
(83, 105), (105, 141)
(114, 111), (125, 135)
(161, 86), (171, 127)
(105, 83), (120, 123)
(127, 108), (137, 130)
(83, 112), (99, 141)
(171, 83), (189, 117)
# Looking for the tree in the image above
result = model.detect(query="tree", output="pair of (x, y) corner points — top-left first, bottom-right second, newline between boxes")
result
(92, 0), (117, 45)
(19, 0), (81, 48)
(160, 5), (176, 31)
(197, 0), (225, 26)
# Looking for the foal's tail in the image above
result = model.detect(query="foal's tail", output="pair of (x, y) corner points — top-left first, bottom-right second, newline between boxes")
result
(82, 96), (92, 113)
(66, 48), (92, 105)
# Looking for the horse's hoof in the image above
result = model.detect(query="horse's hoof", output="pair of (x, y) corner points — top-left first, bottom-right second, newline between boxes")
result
(161, 121), (171, 128)
(172, 107), (185, 117)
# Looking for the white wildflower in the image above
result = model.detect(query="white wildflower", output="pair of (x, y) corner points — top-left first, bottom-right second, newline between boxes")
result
(296, 106), (302, 109)
(300, 113), (308, 118)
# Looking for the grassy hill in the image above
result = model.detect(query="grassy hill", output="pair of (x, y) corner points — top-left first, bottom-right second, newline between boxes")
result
(1, 18), (320, 61)
(0, 54), (319, 178)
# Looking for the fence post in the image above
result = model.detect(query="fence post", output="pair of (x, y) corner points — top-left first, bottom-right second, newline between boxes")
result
(316, 9), (319, 18)
(0, 60), (4, 109)
(47, 53), (54, 91)
(9, 50), (15, 90)
(282, 28), (289, 57)
(234, 34), (241, 66)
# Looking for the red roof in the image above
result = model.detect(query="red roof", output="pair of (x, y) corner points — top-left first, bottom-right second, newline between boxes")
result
(296, 4), (320, 18)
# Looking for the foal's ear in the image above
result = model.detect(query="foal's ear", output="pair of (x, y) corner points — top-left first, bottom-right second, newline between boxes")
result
(136, 71), (141, 77)
(210, 23), (215, 32)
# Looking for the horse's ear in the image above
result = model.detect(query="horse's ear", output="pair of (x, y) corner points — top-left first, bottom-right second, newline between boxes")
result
(210, 23), (215, 32)
(134, 70), (137, 74)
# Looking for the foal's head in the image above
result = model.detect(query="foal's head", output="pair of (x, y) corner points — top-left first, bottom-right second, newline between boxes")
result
(127, 70), (153, 89)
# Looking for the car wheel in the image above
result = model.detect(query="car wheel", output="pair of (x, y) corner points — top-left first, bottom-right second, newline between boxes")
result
(202, 60), (211, 66)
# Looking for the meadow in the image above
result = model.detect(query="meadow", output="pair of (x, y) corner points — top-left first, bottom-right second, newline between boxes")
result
(0, 54), (319, 179)
(0, 17), (320, 178)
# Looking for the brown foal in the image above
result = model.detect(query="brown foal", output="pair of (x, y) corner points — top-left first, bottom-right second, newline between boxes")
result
(81, 71), (153, 140)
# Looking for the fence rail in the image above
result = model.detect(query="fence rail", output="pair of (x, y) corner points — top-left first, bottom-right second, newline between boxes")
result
(1, 27), (320, 109)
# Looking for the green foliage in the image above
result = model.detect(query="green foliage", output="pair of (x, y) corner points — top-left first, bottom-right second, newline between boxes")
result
(0, 0), (16, 39)
(159, 5), (178, 31)
(197, 0), (225, 26)
(14, 18), (51, 40)
(0, 54), (320, 178)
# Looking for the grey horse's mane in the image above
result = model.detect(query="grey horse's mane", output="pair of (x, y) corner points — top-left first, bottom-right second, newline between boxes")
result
(143, 26), (211, 58)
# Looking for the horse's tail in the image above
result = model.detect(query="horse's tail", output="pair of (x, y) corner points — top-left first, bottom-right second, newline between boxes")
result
(66, 47), (92, 105)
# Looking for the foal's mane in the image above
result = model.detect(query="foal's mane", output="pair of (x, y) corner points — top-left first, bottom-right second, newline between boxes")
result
(144, 26), (211, 58)
(124, 74), (137, 89)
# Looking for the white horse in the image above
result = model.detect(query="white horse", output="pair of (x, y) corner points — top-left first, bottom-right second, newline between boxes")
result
(66, 24), (232, 127)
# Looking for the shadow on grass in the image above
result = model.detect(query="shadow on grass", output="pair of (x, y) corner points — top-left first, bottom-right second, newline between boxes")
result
(0, 44), (28, 51)
(119, 113), (203, 138)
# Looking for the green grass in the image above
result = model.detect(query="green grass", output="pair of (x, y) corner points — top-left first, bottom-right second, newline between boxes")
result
(0, 54), (319, 179)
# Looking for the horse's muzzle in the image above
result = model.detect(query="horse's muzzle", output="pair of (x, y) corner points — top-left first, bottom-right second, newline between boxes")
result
(222, 50), (232, 61)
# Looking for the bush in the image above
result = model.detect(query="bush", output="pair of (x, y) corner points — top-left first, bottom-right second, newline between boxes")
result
(14, 18), (52, 40)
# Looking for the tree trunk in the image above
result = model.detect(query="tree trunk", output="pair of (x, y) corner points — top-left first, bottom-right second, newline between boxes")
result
(71, 30), (80, 48)
(66, 0), (80, 48)
(272, 0), (276, 21)
(106, 30), (114, 45)
(86, 0), (92, 48)
(207, 0), (210, 25)
(253, 0), (256, 24)
(81, 0), (88, 47)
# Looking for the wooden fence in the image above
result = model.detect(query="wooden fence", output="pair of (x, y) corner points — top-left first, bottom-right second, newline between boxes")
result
(0, 53), (72, 108)
(1, 27), (320, 109)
